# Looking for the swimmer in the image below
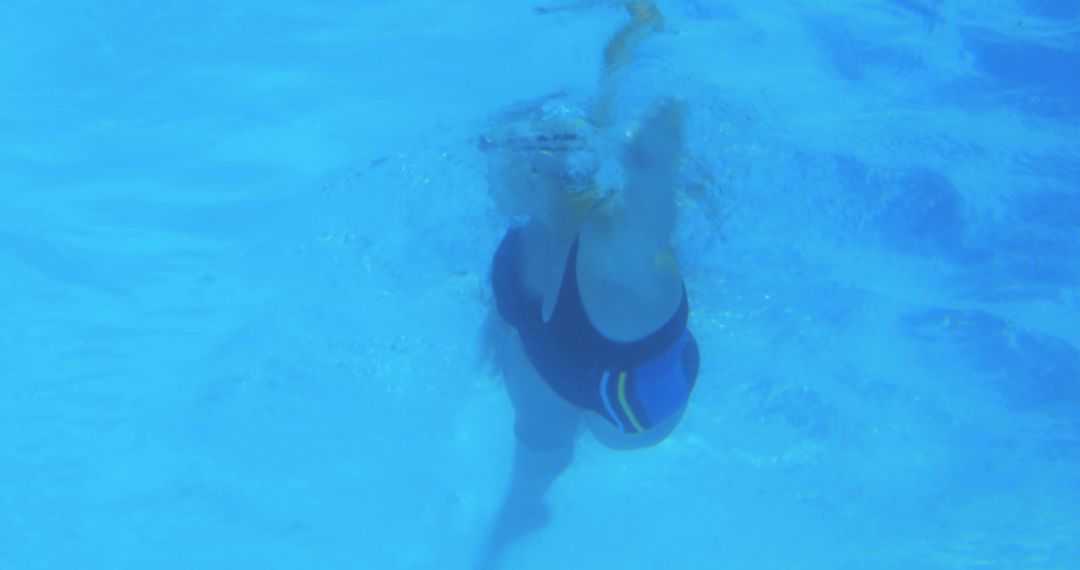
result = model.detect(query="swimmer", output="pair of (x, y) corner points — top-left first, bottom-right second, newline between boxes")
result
(477, 2), (699, 568)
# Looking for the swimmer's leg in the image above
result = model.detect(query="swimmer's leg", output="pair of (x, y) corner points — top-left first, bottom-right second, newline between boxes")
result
(477, 333), (582, 569)
(477, 442), (573, 569)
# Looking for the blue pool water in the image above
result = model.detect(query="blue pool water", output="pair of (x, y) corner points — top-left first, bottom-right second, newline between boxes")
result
(2, 1), (1078, 568)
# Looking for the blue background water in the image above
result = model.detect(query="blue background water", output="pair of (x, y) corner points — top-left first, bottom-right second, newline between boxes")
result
(2, 1), (1078, 568)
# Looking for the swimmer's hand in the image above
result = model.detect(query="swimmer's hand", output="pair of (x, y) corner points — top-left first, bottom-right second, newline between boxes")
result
(626, 1), (664, 26)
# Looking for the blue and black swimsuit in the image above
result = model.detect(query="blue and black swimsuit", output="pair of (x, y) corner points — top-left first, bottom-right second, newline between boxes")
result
(492, 227), (700, 434)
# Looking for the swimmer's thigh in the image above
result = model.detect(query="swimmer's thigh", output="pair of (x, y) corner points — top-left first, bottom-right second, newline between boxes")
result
(501, 332), (582, 450)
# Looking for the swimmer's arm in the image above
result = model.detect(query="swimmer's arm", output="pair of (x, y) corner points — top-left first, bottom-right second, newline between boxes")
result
(582, 101), (687, 329)
(604, 2), (664, 73)
(620, 99), (685, 244)
(592, 1), (665, 127)
(584, 97), (685, 282)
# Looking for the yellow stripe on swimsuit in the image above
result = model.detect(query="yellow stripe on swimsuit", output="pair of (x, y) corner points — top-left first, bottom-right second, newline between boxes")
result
(617, 370), (646, 433)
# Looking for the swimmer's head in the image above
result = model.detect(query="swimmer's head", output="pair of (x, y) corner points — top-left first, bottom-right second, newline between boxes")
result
(481, 103), (623, 230)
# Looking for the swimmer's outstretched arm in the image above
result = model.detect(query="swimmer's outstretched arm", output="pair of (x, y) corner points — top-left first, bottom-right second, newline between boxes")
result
(583, 97), (686, 290)
(581, 98), (685, 323)
(592, 1), (665, 127)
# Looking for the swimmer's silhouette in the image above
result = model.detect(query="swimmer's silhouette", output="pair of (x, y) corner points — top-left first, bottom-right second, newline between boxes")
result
(477, 3), (699, 568)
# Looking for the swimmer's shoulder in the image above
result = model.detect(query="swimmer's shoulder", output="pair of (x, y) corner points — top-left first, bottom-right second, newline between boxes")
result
(576, 217), (683, 341)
